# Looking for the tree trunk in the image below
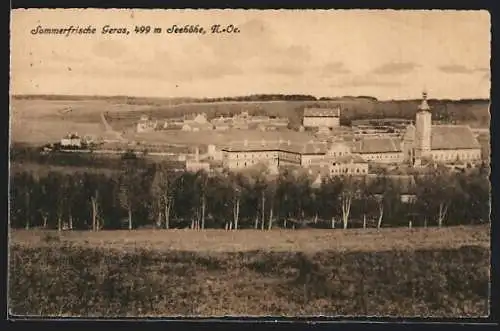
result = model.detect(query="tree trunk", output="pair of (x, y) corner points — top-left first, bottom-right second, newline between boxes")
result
(128, 206), (132, 230)
(58, 214), (62, 232)
(377, 203), (384, 229)
(342, 197), (351, 229)
(363, 214), (366, 229)
(25, 192), (30, 230)
(261, 192), (265, 231)
(69, 214), (73, 230)
(409, 220), (412, 229)
(164, 198), (171, 230)
(234, 197), (240, 230)
(254, 216), (258, 229)
(268, 207), (274, 230)
(43, 214), (48, 229)
(91, 195), (97, 231)
(201, 195), (206, 230)
(157, 210), (162, 229)
(437, 202), (448, 228)
(331, 217), (335, 229)
(284, 218), (287, 229)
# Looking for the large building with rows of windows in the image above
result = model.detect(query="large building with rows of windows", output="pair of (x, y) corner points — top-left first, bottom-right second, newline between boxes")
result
(220, 92), (482, 174)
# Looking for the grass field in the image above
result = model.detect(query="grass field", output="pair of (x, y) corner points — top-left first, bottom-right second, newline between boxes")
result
(127, 129), (316, 147)
(10, 225), (490, 253)
(10, 96), (490, 146)
(9, 226), (490, 317)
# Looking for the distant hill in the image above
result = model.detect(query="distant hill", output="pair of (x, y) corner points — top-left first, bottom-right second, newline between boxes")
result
(12, 94), (491, 129)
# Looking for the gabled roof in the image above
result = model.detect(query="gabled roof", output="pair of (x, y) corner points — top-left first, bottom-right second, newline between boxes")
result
(304, 107), (340, 117)
(431, 125), (481, 150)
(352, 137), (402, 154)
(334, 154), (368, 164)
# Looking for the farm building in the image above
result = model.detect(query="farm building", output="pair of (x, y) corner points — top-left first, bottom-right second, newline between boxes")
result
(303, 106), (341, 128)
(60, 133), (82, 148)
(136, 115), (158, 133)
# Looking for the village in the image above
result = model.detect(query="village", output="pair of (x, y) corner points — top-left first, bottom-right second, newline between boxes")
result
(51, 92), (485, 188)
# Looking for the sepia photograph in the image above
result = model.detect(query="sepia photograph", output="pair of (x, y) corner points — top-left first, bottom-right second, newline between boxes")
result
(9, 9), (491, 318)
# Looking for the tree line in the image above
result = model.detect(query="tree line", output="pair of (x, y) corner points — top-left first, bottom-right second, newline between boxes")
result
(9, 161), (490, 231)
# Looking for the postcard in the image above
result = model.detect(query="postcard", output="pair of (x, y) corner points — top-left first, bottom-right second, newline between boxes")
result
(9, 9), (491, 318)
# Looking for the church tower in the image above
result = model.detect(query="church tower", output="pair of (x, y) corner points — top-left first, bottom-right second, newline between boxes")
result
(414, 91), (432, 158)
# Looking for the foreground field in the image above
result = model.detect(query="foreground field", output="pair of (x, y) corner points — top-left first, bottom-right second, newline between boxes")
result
(10, 225), (490, 253)
(9, 226), (490, 317)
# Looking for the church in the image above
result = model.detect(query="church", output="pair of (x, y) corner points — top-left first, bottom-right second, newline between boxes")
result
(401, 92), (482, 166)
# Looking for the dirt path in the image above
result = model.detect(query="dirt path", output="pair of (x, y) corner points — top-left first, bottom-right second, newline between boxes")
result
(100, 112), (126, 141)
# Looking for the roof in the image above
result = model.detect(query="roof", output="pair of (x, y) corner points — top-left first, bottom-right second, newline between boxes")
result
(221, 140), (328, 155)
(334, 154), (368, 164)
(365, 174), (417, 195)
(418, 92), (431, 112)
(431, 125), (481, 150)
(310, 154), (367, 166)
(352, 137), (402, 154)
(304, 107), (340, 117)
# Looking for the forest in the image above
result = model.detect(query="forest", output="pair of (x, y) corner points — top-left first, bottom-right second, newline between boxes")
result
(10, 158), (491, 231)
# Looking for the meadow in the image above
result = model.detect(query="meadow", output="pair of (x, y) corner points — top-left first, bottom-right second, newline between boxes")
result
(10, 95), (490, 146)
(9, 226), (490, 317)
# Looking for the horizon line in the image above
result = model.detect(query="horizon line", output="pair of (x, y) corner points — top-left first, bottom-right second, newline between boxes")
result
(10, 93), (491, 102)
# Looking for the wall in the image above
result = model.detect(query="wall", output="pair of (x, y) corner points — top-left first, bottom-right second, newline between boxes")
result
(303, 117), (340, 128)
(326, 143), (352, 157)
(301, 154), (327, 167)
(428, 148), (482, 163)
(357, 152), (405, 164)
(330, 162), (369, 176)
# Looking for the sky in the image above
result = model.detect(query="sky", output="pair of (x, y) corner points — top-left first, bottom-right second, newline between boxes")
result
(10, 9), (491, 100)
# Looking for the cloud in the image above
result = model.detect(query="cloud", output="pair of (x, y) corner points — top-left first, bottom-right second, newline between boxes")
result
(330, 75), (400, 88)
(438, 65), (476, 74)
(475, 67), (489, 72)
(321, 61), (351, 75)
(197, 19), (313, 77)
(372, 62), (420, 75)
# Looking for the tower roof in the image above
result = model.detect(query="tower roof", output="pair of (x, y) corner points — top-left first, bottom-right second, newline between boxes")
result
(418, 91), (431, 112)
